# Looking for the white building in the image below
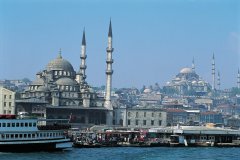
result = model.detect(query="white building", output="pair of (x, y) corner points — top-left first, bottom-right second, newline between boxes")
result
(0, 86), (15, 114)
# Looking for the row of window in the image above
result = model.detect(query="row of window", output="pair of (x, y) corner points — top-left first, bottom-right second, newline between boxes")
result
(3, 102), (12, 107)
(54, 70), (74, 77)
(128, 112), (162, 118)
(0, 122), (36, 128)
(3, 95), (12, 99)
(0, 132), (63, 139)
(3, 110), (12, 114)
(128, 119), (162, 126)
(57, 85), (78, 92)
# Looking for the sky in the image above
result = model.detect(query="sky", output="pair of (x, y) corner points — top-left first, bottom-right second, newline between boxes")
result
(0, 0), (239, 89)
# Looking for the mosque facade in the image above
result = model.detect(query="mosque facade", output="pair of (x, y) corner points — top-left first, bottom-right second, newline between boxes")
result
(17, 21), (114, 127)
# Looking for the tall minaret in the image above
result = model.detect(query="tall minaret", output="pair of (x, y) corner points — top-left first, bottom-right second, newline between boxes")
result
(192, 57), (195, 72)
(217, 71), (220, 90)
(212, 53), (216, 90)
(238, 68), (240, 89)
(104, 20), (114, 110)
(79, 29), (87, 84)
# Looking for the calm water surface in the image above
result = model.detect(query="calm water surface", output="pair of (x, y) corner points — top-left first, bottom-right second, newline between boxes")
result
(0, 147), (240, 160)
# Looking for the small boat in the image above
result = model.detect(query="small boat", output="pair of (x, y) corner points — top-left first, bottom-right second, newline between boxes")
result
(0, 114), (72, 152)
(73, 140), (101, 148)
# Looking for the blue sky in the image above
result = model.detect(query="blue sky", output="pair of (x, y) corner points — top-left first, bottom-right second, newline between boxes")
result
(0, 0), (239, 89)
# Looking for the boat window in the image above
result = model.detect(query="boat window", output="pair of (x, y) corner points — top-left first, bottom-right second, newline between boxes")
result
(7, 123), (10, 127)
(40, 133), (42, 137)
(3, 123), (6, 127)
(29, 123), (32, 127)
(1, 134), (5, 139)
(0, 123), (1, 127)
(6, 134), (9, 139)
(24, 134), (27, 138)
(28, 134), (31, 138)
(33, 123), (36, 127)
(11, 134), (14, 138)
(15, 134), (18, 138)
(47, 133), (49, 137)
(50, 133), (52, 137)
(16, 123), (19, 127)
(21, 123), (24, 127)
(19, 134), (22, 138)
(12, 123), (15, 127)
(25, 123), (28, 127)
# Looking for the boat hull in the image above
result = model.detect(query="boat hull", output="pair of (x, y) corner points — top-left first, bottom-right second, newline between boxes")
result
(0, 140), (72, 152)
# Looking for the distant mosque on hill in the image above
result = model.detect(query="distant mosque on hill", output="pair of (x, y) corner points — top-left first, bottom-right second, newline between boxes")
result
(165, 58), (213, 96)
(17, 21), (115, 126)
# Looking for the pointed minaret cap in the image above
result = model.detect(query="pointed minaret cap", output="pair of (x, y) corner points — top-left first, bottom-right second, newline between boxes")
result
(108, 19), (112, 37)
(82, 28), (86, 46)
(58, 48), (62, 59)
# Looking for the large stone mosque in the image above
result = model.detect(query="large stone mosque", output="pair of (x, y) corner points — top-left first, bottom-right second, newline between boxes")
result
(164, 59), (211, 95)
(17, 21), (114, 127)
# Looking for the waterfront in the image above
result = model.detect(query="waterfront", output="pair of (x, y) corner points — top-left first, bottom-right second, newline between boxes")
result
(0, 147), (240, 160)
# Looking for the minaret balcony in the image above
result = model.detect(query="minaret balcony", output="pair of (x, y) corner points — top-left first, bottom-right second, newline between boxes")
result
(106, 70), (113, 75)
(106, 59), (114, 63)
(80, 55), (87, 59)
(106, 48), (114, 52)
(80, 65), (87, 69)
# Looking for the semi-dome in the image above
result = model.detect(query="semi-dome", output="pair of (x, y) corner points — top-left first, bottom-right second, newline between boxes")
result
(56, 77), (78, 86)
(180, 67), (193, 74)
(46, 54), (74, 73)
(31, 78), (44, 85)
(37, 86), (49, 92)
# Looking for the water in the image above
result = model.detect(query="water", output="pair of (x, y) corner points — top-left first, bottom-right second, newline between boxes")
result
(0, 147), (240, 160)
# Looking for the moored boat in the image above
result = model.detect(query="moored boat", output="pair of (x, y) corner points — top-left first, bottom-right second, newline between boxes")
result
(0, 114), (72, 152)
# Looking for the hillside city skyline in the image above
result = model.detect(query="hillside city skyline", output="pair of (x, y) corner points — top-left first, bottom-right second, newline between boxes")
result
(0, 0), (239, 89)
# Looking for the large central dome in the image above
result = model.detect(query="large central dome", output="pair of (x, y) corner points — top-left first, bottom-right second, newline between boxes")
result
(46, 54), (74, 73)
(180, 67), (193, 74)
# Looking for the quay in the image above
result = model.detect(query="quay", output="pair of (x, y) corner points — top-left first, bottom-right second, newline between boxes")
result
(69, 124), (240, 148)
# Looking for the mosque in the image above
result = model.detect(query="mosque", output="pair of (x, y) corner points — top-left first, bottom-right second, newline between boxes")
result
(17, 21), (114, 127)
(164, 59), (211, 96)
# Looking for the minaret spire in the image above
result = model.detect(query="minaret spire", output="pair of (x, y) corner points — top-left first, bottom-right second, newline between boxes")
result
(217, 71), (220, 90)
(104, 19), (114, 110)
(212, 53), (216, 90)
(58, 48), (62, 59)
(237, 68), (240, 89)
(80, 29), (87, 84)
(108, 19), (112, 37)
(192, 57), (195, 72)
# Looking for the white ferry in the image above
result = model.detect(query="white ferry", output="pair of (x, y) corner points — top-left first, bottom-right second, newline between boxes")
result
(0, 114), (72, 152)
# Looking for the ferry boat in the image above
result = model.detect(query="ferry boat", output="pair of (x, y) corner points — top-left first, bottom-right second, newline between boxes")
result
(0, 114), (72, 152)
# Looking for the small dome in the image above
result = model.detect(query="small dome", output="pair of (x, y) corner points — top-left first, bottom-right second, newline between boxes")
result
(37, 86), (49, 92)
(143, 88), (152, 93)
(166, 81), (171, 85)
(56, 77), (78, 86)
(31, 78), (44, 85)
(192, 81), (197, 84)
(46, 54), (74, 73)
(180, 67), (193, 74)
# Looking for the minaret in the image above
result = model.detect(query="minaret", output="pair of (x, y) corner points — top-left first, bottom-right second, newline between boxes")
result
(192, 57), (195, 72)
(238, 68), (240, 89)
(80, 29), (87, 84)
(217, 71), (220, 90)
(212, 53), (215, 90)
(104, 20), (114, 110)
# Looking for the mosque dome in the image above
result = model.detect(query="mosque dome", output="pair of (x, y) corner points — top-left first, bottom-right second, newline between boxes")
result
(56, 77), (78, 86)
(143, 88), (152, 93)
(31, 78), (44, 85)
(37, 86), (49, 92)
(180, 67), (193, 74)
(46, 54), (74, 73)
